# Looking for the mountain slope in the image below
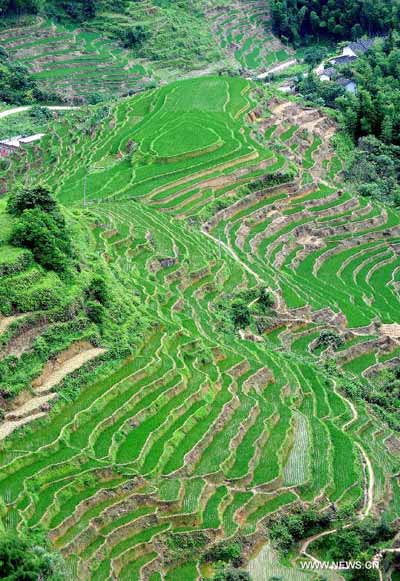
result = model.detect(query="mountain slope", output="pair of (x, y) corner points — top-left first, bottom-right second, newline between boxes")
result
(0, 0), (294, 103)
(0, 76), (399, 579)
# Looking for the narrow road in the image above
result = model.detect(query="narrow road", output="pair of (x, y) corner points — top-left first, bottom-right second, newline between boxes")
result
(0, 105), (78, 119)
(356, 442), (374, 518)
(256, 59), (297, 80)
(373, 548), (400, 581)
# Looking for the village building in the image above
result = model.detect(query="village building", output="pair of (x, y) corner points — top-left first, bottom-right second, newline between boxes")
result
(319, 67), (336, 81)
(315, 37), (376, 92)
(336, 77), (357, 93)
(329, 55), (357, 66)
(0, 134), (45, 157)
(342, 38), (375, 57)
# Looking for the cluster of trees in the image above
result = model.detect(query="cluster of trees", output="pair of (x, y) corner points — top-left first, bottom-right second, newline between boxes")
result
(339, 35), (400, 145)
(0, 529), (65, 580)
(203, 540), (250, 581)
(48, 0), (97, 21)
(269, 507), (334, 552)
(270, 0), (396, 45)
(118, 23), (150, 50)
(0, 0), (98, 21)
(297, 35), (400, 204)
(0, 47), (54, 105)
(345, 136), (400, 204)
(0, 0), (40, 17)
(269, 508), (396, 580)
(342, 365), (400, 431)
(313, 518), (395, 580)
(7, 186), (73, 273)
(312, 329), (344, 351)
(213, 287), (275, 335)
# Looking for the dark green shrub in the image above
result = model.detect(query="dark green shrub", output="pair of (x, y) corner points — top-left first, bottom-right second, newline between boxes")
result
(313, 330), (344, 351)
(0, 529), (65, 580)
(9, 208), (72, 273)
(7, 186), (57, 216)
(203, 541), (242, 565)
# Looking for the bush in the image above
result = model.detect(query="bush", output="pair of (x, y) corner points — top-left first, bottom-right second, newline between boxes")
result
(204, 541), (242, 565)
(231, 302), (251, 329)
(86, 300), (105, 325)
(313, 330), (344, 351)
(86, 275), (110, 306)
(213, 569), (250, 581)
(0, 529), (65, 580)
(8, 186), (73, 273)
(118, 24), (150, 49)
(7, 186), (57, 216)
(29, 105), (53, 121)
(9, 208), (72, 273)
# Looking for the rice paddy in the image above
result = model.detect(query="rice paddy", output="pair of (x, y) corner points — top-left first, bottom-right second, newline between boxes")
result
(0, 76), (399, 579)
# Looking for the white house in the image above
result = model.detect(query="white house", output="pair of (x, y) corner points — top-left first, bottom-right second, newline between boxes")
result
(342, 39), (375, 58)
(0, 133), (45, 157)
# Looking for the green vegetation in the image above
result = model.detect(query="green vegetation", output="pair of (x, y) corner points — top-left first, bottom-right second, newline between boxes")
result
(0, 11), (398, 577)
(0, 47), (55, 105)
(270, 0), (395, 45)
(312, 518), (396, 580)
(0, 529), (66, 580)
(297, 35), (400, 205)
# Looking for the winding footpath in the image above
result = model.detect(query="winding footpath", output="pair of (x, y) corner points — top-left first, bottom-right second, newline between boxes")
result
(298, 386), (378, 574)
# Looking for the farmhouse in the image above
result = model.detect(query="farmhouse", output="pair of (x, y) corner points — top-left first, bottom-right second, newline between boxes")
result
(329, 55), (357, 66)
(0, 134), (45, 157)
(316, 37), (376, 89)
(319, 67), (336, 81)
(336, 77), (357, 93)
(342, 38), (375, 57)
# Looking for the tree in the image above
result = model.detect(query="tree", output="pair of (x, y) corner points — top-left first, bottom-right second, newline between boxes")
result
(0, 530), (65, 580)
(258, 287), (274, 312)
(7, 186), (57, 216)
(119, 24), (150, 49)
(231, 302), (250, 329)
(59, 0), (97, 21)
(9, 207), (72, 273)
(213, 569), (250, 581)
(204, 541), (242, 565)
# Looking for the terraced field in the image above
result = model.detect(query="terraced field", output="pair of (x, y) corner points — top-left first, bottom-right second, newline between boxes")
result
(0, 0), (293, 104)
(0, 18), (151, 102)
(0, 77), (399, 579)
(207, 0), (293, 74)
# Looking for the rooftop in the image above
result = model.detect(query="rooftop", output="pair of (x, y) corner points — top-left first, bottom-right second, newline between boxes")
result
(0, 134), (45, 148)
(331, 55), (357, 65)
(347, 38), (375, 53)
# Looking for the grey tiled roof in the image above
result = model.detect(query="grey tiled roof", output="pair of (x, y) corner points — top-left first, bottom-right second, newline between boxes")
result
(347, 38), (375, 53)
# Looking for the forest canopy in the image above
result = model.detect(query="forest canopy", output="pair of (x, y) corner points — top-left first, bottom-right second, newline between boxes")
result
(270, 0), (399, 45)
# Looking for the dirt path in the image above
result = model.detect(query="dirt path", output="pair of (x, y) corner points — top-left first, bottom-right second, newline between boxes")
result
(0, 314), (25, 334)
(4, 393), (57, 421)
(35, 347), (106, 393)
(373, 548), (400, 581)
(356, 442), (374, 518)
(0, 105), (79, 119)
(0, 345), (106, 441)
(298, 442), (375, 564)
(0, 412), (47, 441)
(202, 227), (262, 283)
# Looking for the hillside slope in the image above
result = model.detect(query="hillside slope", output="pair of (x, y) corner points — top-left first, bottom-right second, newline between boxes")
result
(0, 76), (399, 579)
(0, 0), (293, 103)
